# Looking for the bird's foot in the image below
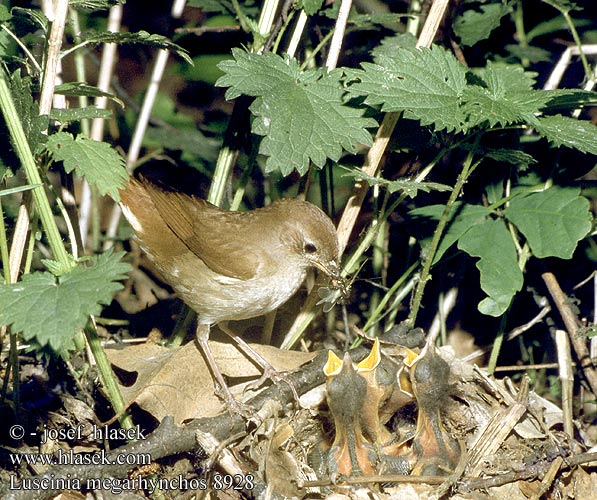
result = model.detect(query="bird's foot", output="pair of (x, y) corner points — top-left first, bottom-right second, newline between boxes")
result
(213, 383), (255, 419)
(244, 365), (301, 403)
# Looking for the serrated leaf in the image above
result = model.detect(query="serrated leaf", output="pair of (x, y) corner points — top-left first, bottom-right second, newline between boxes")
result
(40, 257), (77, 276)
(11, 7), (49, 34)
(462, 63), (548, 128)
(70, 0), (125, 10)
(0, 250), (131, 354)
(534, 115), (597, 154)
(409, 202), (492, 264)
(187, 0), (233, 14)
(54, 82), (124, 108)
(483, 148), (537, 165)
(543, 90), (597, 112)
(7, 71), (48, 152)
(216, 50), (375, 175)
(81, 30), (192, 64)
(371, 33), (417, 64)
(343, 167), (452, 197)
(347, 45), (469, 133)
(50, 106), (112, 123)
(299, 0), (324, 15)
(504, 187), (592, 259)
(458, 219), (523, 316)
(505, 44), (552, 63)
(45, 132), (127, 200)
(454, 2), (513, 47)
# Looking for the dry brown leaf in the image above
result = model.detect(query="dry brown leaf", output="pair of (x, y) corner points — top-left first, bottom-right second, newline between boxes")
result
(106, 342), (221, 422)
(106, 340), (317, 423)
(212, 341), (316, 378)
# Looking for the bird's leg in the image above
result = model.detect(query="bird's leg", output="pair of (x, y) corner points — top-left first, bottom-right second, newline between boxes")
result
(218, 322), (300, 403)
(195, 323), (252, 417)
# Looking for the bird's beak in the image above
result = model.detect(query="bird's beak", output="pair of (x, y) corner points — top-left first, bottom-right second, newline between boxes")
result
(310, 258), (340, 279)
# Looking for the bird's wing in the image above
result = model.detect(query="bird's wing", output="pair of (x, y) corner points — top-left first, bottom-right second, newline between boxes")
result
(146, 184), (269, 281)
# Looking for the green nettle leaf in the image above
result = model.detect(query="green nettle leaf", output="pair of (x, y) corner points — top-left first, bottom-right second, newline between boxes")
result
(454, 2), (513, 47)
(347, 45), (469, 132)
(482, 148), (536, 165)
(343, 167), (452, 197)
(70, 0), (125, 10)
(458, 219), (523, 316)
(409, 202), (492, 264)
(45, 132), (127, 200)
(299, 0), (324, 15)
(504, 187), (592, 259)
(462, 63), (549, 128)
(187, 0), (233, 14)
(371, 33), (417, 63)
(505, 44), (552, 63)
(0, 250), (131, 354)
(216, 49), (376, 175)
(542, 90), (597, 112)
(81, 31), (192, 64)
(50, 106), (112, 123)
(8, 71), (48, 152)
(54, 82), (125, 108)
(534, 115), (597, 155)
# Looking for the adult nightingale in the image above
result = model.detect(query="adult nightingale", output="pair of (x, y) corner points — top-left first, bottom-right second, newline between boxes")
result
(119, 177), (341, 412)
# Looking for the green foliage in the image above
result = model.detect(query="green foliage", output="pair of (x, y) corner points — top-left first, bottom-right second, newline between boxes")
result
(69, 0), (125, 10)
(454, 1), (513, 47)
(187, 0), (234, 14)
(6, 71), (48, 153)
(410, 203), (492, 264)
(371, 33), (417, 63)
(343, 167), (452, 197)
(409, 185), (593, 316)
(299, 0), (324, 16)
(78, 31), (192, 64)
(45, 132), (128, 201)
(462, 62), (547, 128)
(54, 82), (125, 108)
(0, 250), (131, 354)
(504, 187), (593, 259)
(216, 49), (376, 175)
(49, 106), (112, 124)
(347, 45), (597, 153)
(347, 45), (469, 132)
(534, 115), (597, 154)
(457, 219), (523, 316)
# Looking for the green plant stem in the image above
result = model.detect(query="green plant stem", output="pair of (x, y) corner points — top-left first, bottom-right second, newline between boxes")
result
(362, 261), (418, 333)
(562, 11), (592, 81)
(513, 3), (530, 67)
(487, 313), (508, 375)
(68, 8), (90, 136)
(85, 322), (134, 429)
(0, 70), (70, 265)
(407, 139), (481, 328)
(300, 31), (334, 70)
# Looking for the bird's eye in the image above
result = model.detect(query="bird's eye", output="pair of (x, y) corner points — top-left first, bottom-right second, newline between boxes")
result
(304, 242), (318, 254)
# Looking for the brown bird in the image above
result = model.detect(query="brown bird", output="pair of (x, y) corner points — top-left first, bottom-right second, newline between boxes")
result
(119, 177), (341, 413)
